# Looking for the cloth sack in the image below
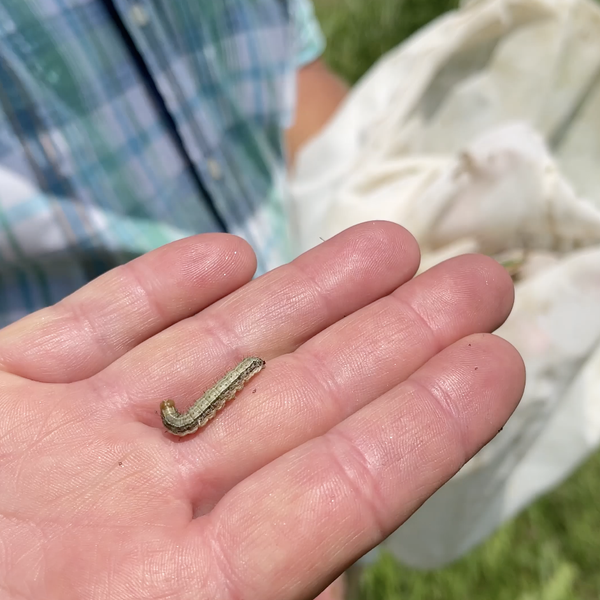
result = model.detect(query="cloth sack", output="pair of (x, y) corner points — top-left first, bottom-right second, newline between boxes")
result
(290, 0), (600, 567)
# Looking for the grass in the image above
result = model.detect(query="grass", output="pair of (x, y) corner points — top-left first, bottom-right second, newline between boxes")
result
(313, 1), (600, 598)
(315, 0), (460, 84)
(359, 452), (600, 599)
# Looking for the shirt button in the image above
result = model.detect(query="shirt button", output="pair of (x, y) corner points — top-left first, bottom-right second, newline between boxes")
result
(130, 4), (150, 27)
(207, 159), (222, 180)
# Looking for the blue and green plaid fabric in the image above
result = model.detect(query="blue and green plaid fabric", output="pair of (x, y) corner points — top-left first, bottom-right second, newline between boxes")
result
(0, 0), (324, 327)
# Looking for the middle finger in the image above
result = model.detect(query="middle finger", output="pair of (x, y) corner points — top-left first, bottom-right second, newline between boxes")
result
(94, 222), (418, 420)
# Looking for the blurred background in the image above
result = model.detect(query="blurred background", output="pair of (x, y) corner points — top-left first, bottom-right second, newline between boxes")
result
(312, 1), (600, 598)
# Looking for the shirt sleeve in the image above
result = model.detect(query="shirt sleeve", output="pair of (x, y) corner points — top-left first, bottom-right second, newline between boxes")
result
(290, 0), (326, 67)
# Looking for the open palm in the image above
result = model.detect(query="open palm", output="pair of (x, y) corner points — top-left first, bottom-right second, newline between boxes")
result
(0, 222), (524, 599)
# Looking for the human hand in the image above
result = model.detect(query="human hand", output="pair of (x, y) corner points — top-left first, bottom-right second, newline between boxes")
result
(0, 222), (524, 599)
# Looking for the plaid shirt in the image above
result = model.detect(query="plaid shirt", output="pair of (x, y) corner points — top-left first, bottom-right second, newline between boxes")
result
(0, 0), (324, 327)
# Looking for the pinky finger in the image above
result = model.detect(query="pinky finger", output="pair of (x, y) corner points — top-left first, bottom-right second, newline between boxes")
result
(195, 333), (525, 600)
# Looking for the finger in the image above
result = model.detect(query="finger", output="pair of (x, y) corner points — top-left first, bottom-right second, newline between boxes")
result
(99, 221), (420, 415)
(161, 254), (514, 511)
(196, 334), (525, 600)
(0, 235), (257, 382)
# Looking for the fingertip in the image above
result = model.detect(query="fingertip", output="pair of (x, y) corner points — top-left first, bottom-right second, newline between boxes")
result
(341, 220), (421, 268)
(307, 221), (421, 290)
(122, 233), (258, 316)
(404, 252), (516, 337)
(415, 332), (526, 455)
(447, 252), (516, 317)
(143, 233), (257, 284)
(478, 332), (526, 410)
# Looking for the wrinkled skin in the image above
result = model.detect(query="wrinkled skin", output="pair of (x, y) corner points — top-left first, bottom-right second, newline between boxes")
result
(0, 222), (524, 600)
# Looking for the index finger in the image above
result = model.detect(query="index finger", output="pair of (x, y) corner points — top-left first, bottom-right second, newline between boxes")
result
(0, 234), (257, 382)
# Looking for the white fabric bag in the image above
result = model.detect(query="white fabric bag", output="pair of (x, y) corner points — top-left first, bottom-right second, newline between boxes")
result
(290, 0), (600, 567)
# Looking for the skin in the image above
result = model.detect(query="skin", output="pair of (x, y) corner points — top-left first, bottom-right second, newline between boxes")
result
(285, 59), (349, 598)
(285, 58), (350, 165)
(0, 222), (525, 600)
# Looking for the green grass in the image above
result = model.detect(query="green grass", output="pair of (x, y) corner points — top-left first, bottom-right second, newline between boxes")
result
(315, 0), (459, 84)
(359, 452), (600, 599)
(313, 1), (600, 598)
